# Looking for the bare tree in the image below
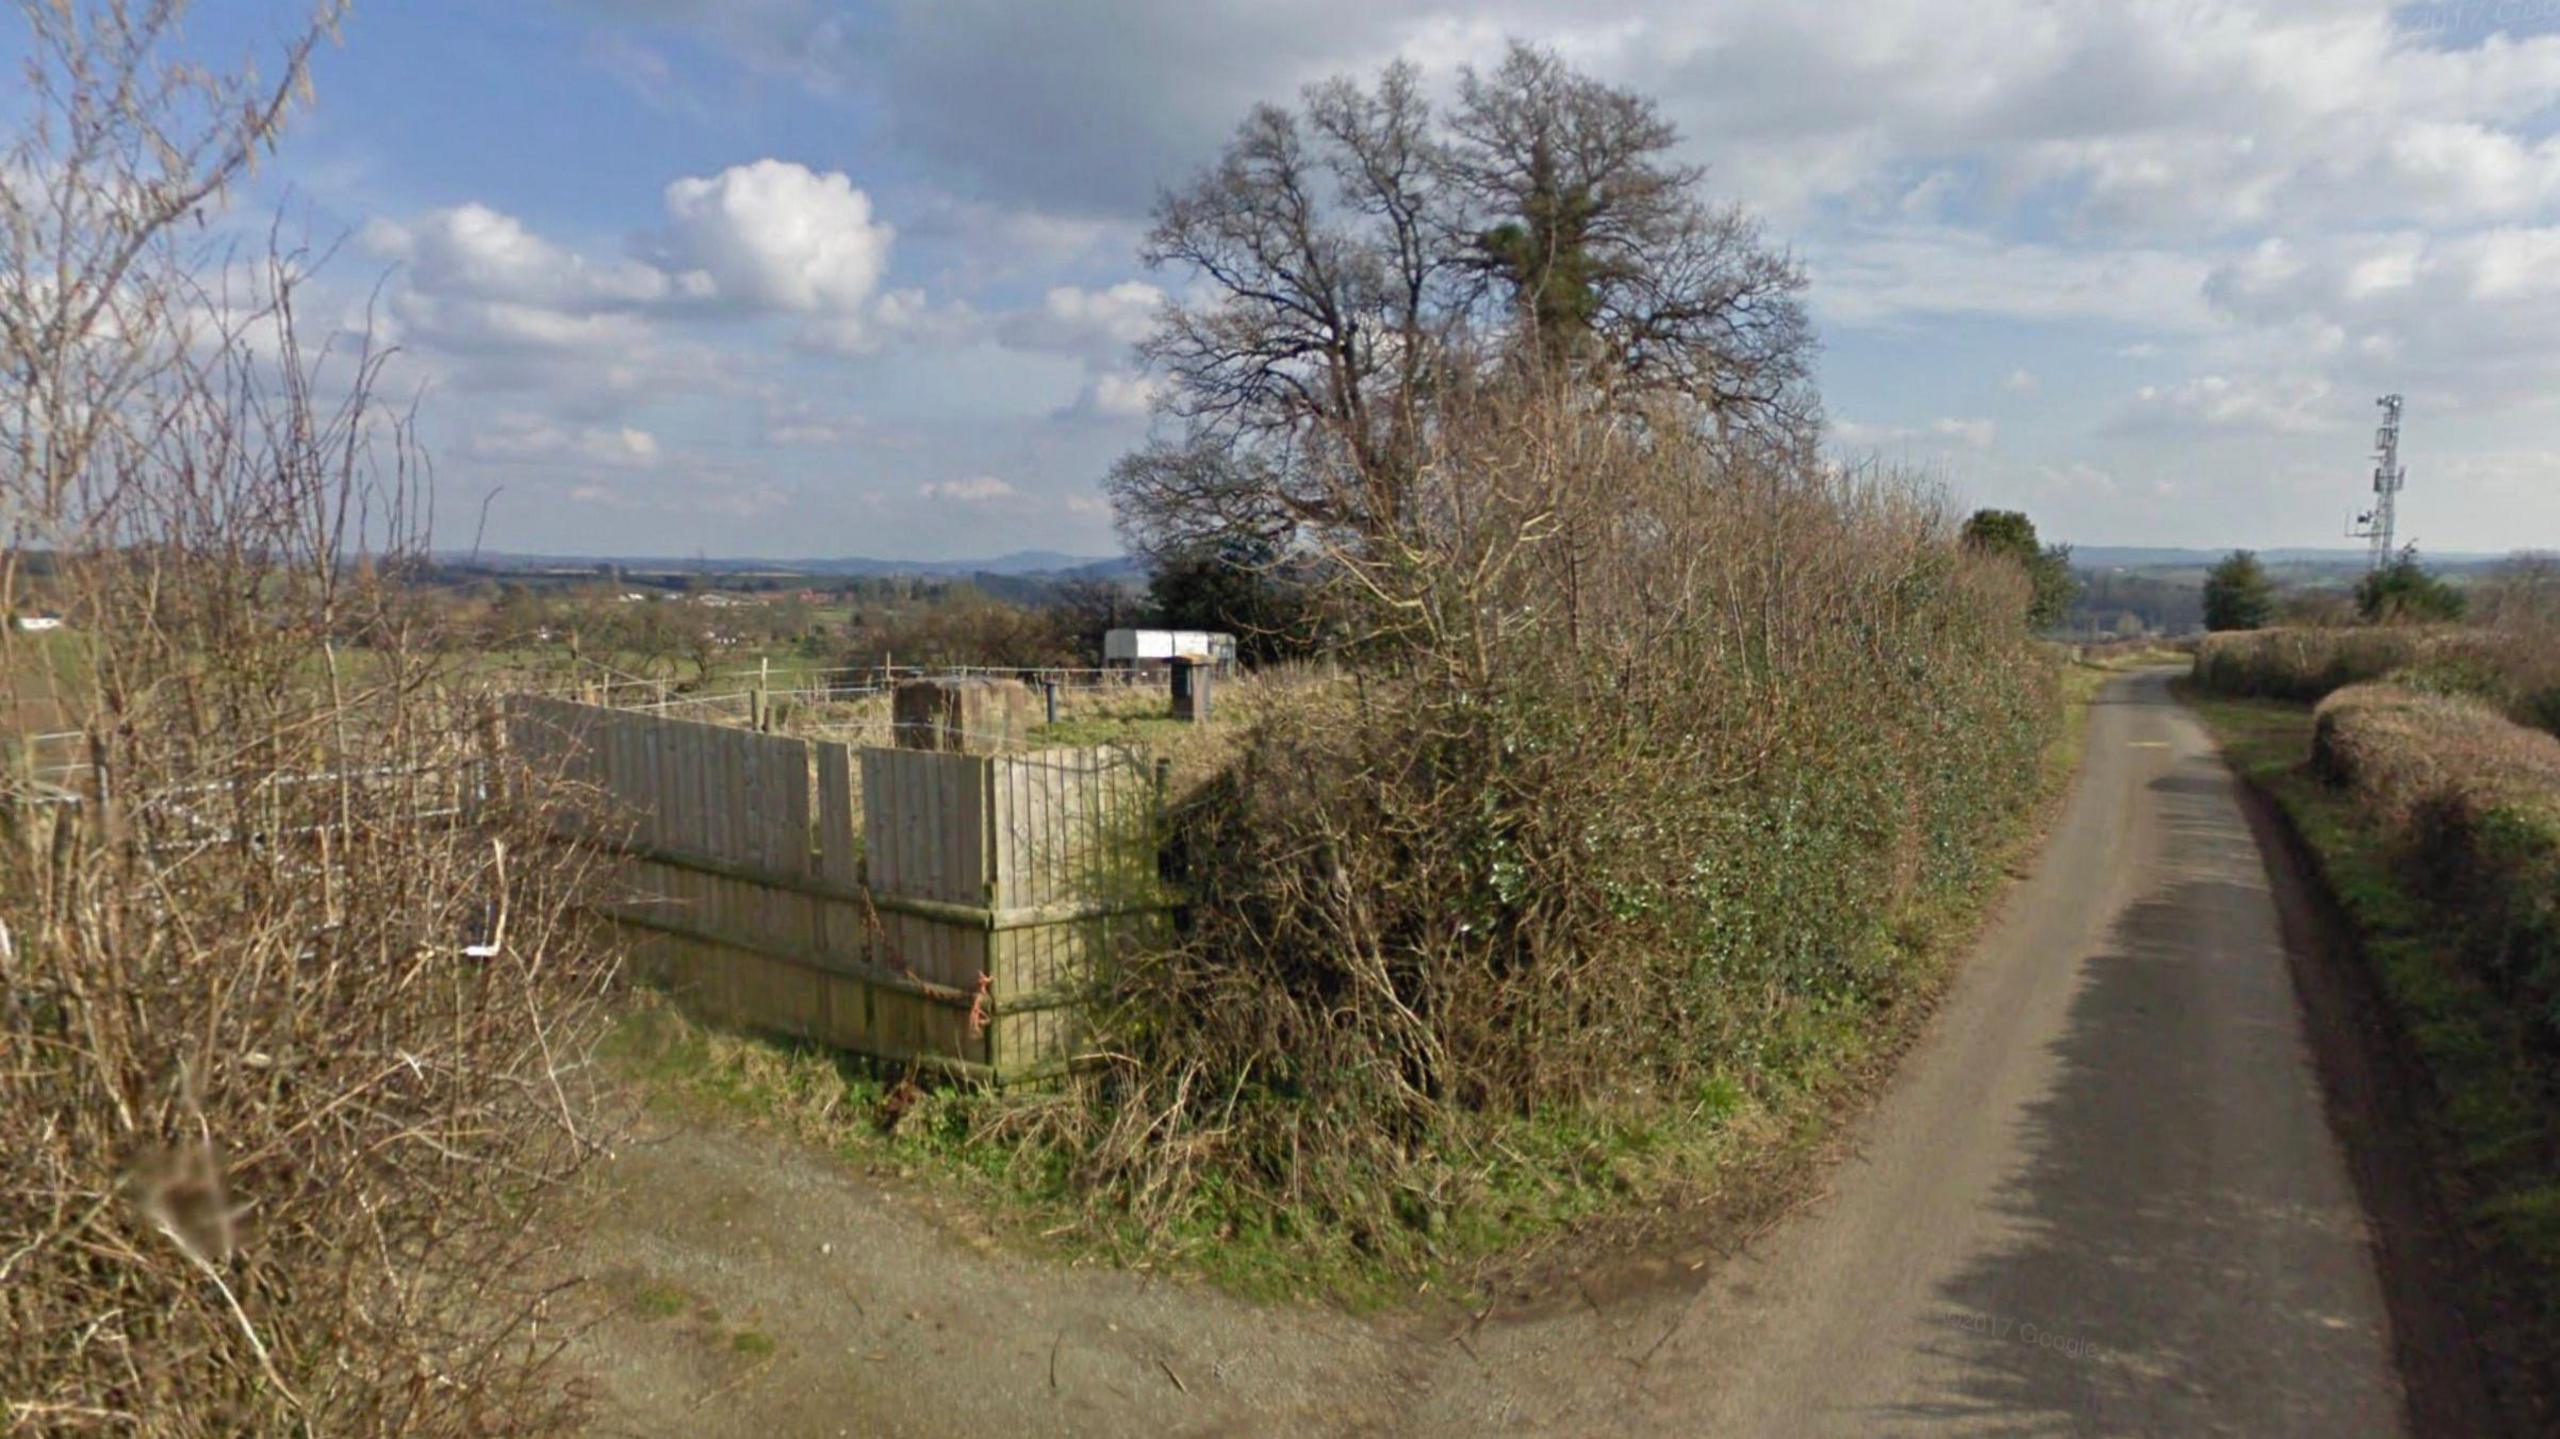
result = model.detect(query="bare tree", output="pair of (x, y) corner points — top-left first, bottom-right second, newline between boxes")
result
(1119, 60), (1456, 560)
(1448, 44), (1816, 424)
(1109, 40), (1815, 564)
(0, 0), (346, 590)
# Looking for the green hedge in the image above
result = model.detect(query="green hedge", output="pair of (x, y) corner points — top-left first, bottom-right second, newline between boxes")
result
(2191, 626), (2431, 701)
(2311, 684), (2560, 1263)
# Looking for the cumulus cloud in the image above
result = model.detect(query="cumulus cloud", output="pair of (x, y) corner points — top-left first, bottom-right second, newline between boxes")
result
(1054, 369), (1164, 421)
(378, 159), (904, 363)
(364, 203), (671, 309)
(657, 159), (894, 314)
(999, 281), (1166, 358)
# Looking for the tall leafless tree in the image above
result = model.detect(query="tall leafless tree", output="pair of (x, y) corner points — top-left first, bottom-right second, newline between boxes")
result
(1109, 41), (1816, 565)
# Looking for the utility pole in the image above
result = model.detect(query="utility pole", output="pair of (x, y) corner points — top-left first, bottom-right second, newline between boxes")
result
(2348, 394), (2405, 571)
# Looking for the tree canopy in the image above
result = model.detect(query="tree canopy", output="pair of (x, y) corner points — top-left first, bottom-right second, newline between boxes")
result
(1960, 509), (2078, 631)
(1147, 537), (1322, 663)
(2355, 546), (2467, 624)
(1107, 42), (1815, 563)
(2202, 550), (2275, 632)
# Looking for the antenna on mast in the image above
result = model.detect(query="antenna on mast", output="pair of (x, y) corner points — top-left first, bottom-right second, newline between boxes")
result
(2347, 394), (2405, 570)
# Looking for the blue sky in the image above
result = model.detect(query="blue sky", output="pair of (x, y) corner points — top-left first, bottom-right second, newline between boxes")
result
(81, 0), (2560, 559)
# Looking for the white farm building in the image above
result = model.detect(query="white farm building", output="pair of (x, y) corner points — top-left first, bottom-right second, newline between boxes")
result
(1103, 628), (1237, 669)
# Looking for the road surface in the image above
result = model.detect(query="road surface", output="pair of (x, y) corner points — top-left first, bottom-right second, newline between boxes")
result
(1425, 664), (2406, 1435)
(570, 668), (2417, 1437)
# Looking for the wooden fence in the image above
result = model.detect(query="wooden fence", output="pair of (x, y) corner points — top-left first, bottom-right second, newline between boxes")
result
(504, 696), (1168, 1080)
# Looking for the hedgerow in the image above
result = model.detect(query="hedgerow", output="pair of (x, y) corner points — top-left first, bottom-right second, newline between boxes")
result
(2195, 623), (2560, 739)
(2310, 684), (2560, 1267)
(1007, 386), (2059, 1271)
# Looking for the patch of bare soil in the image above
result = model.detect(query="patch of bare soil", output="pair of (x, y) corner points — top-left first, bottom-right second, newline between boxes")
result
(558, 1118), (1417, 1438)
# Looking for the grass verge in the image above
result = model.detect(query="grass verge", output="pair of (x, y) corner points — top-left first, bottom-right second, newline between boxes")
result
(603, 661), (2115, 1306)
(2182, 686), (2560, 1396)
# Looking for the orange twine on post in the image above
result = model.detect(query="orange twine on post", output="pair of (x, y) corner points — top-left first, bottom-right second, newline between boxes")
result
(966, 972), (993, 1039)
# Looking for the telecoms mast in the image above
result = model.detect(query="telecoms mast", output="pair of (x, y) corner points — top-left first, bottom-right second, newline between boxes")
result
(2350, 394), (2405, 570)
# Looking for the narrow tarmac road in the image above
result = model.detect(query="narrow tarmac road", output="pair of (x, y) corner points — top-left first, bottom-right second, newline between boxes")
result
(1421, 665), (2405, 1436)
(571, 668), (2413, 1437)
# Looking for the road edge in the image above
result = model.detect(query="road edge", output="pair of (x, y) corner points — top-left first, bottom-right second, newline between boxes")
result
(1436, 659), (2118, 1327)
(2202, 700), (2527, 1439)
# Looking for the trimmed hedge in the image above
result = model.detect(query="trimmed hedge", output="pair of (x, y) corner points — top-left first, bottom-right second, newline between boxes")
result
(2191, 626), (2433, 701)
(2312, 685), (2560, 1235)
(2196, 625), (2560, 740)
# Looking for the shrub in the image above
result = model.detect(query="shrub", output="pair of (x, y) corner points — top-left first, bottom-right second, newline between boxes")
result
(2191, 626), (2432, 701)
(2310, 685), (2560, 1125)
(1022, 384), (2057, 1264)
(2202, 549), (2275, 631)
(2, 10), (613, 1426)
(2356, 546), (2468, 623)
(1961, 509), (2078, 631)
(2196, 620), (2560, 739)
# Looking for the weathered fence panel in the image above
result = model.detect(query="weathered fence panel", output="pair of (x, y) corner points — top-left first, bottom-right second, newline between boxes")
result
(504, 695), (1163, 1079)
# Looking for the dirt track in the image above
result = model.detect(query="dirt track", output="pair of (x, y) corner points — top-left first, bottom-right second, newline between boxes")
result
(566, 669), (2452, 1436)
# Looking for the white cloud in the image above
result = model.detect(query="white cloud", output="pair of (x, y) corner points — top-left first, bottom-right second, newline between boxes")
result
(467, 415), (665, 466)
(758, 392), (862, 447)
(918, 474), (1020, 504)
(1833, 415), (1998, 451)
(379, 159), (903, 348)
(1933, 416), (1999, 448)
(2196, 226), (2560, 408)
(999, 281), (1165, 358)
(2122, 373), (2338, 434)
(1810, 228), (2219, 332)
(423, 2), (2560, 553)
(658, 159), (895, 315)
(364, 203), (671, 310)
(1055, 369), (1163, 421)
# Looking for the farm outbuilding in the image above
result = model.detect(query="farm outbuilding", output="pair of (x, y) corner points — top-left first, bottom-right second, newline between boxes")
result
(1103, 628), (1236, 670)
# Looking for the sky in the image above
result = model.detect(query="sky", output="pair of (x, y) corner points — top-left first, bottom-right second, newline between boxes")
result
(53, 0), (2560, 560)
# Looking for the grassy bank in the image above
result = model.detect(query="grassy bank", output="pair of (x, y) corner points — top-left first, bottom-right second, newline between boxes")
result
(607, 658), (2113, 1304)
(2183, 688), (2560, 1363)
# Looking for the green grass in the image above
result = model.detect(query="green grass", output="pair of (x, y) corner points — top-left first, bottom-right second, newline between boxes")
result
(604, 662), (2111, 1306)
(2182, 688), (2560, 1300)
(1029, 713), (1193, 748)
(629, 1281), (691, 1320)
(2069, 643), (2193, 673)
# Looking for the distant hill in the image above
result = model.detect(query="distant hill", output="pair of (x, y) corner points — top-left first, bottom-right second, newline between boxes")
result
(442, 550), (1144, 581)
(2068, 545), (2505, 571)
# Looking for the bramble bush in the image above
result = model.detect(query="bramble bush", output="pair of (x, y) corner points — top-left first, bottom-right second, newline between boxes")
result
(1015, 383), (2058, 1267)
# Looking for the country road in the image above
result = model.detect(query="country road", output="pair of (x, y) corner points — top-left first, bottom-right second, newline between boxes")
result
(574, 667), (2433, 1437)
(1419, 664), (2412, 1435)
